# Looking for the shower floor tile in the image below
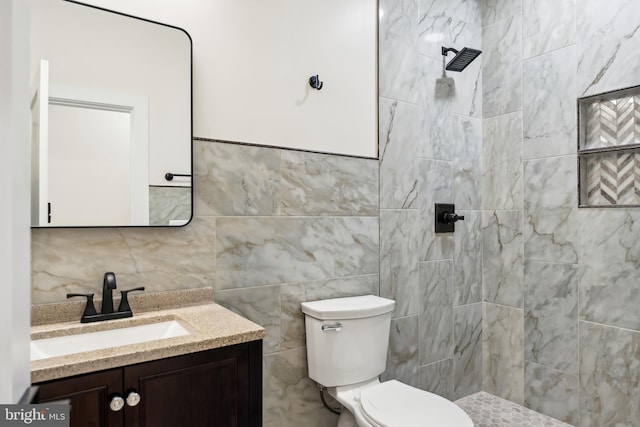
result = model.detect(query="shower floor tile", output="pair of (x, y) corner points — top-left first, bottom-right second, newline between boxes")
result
(455, 392), (572, 427)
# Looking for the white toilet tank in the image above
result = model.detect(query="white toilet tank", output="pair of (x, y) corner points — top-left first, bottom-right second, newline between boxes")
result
(301, 295), (395, 387)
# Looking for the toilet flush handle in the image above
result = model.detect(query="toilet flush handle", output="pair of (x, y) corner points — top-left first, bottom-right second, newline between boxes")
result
(321, 323), (343, 332)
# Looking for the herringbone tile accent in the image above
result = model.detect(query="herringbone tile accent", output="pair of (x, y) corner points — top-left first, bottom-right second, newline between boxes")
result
(586, 157), (601, 204)
(617, 152), (635, 204)
(617, 97), (635, 146)
(585, 102), (602, 149)
(581, 91), (640, 206)
(600, 154), (618, 204)
(586, 152), (640, 206)
(600, 99), (617, 147)
(583, 95), (640, 150)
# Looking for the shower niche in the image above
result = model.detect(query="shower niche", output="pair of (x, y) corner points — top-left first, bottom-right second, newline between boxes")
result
(578, 85), (640, 207)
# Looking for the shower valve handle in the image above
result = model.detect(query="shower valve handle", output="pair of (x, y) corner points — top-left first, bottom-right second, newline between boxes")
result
(442, 212), (465, 224)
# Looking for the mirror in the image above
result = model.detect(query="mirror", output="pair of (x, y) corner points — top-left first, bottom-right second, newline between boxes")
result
(29, 0), (192, 227)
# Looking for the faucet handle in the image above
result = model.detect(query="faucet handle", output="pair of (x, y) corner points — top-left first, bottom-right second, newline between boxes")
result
(118, 287), (145, 313)
(67, 293), (98, 319)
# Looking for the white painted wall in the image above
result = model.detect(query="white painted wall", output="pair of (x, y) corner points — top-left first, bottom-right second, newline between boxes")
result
(0, 0), (32, 403)
(78, 0), (378, 158)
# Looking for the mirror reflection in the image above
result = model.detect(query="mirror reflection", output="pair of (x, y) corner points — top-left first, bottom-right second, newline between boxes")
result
(29, 0), (192, 227)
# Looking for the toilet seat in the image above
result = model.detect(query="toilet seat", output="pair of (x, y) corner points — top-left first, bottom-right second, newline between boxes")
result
(357, 380), (473, 427)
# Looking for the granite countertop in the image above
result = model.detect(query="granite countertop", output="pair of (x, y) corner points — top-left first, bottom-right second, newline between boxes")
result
(31, 293), (265, 383)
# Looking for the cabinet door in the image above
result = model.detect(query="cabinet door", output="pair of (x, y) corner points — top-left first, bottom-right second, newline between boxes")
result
(123, 342), (259, 427)
(36, 369), (123, 427)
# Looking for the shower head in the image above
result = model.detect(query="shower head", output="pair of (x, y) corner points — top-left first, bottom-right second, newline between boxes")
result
(441, 46), (482, 72)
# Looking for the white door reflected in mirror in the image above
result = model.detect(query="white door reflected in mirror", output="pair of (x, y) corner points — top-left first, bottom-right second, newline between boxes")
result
(49, 105), (134, 226)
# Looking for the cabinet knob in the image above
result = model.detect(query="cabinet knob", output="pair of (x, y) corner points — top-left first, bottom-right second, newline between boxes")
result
(126, 391), (141, 407)
(110, 395), (125, 412)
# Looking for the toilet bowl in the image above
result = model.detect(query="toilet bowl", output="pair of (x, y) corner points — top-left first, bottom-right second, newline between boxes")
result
(301, 295), (473, 427)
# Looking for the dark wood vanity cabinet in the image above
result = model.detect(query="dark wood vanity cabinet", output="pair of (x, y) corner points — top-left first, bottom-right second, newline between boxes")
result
(35, 340), (262, 427)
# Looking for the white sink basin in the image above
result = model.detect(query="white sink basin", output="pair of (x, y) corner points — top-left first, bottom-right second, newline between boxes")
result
(31, 320), (190, 361)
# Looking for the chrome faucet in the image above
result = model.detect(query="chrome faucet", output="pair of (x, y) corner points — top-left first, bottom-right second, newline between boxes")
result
(67, 272), (145, 323)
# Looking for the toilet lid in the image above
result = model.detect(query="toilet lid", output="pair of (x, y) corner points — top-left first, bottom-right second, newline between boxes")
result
(358, 380), (473, 427)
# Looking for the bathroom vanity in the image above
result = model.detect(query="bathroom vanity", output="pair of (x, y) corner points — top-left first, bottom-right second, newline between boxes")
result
(30, 296), (264, 427)
(35, 342), (261, 427)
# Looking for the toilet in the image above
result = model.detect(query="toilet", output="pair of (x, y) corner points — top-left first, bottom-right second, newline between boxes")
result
(301, 295), (474, 427)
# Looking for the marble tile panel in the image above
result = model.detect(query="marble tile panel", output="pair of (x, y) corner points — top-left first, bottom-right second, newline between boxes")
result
(453, 210), (482, 306)
(482, 210), (524, 308)
(379, 40), (420, 104)
(379, 98), (420, 209)
(379, 0), (419, 103)
(523, 46), (578, 159)
(280, 151), (378, 216)
(524, 156), (578, 264)
(32, 217), (217, 304)
(148, 186), (191, 226)
(193, 141), (280, 216)
(482, 15), (522, 118)
(453, 56), (483, 119)
(451, 0), (482, 28)
(263, 347), (324, 424)
(419, 358), (454, 400)
(215, 217), (334, 289)
(482, 112), (523, 210)
(577, 0), (640, 96)
(481, 0), (521, 27)
(578, 208), (640, 330)
(419, 260), (453, 365)
(579, 321), (640, 427)
(380, 0), (418, 48)
(523, 0), (576, 59)
(483, 303), (524, 404)
(419, 57), (454, 161)
(280, 275), (378, 351)
(453, 115), (482, 210)
(453, 302), (483, 400)
(418, 159), (453, 261)
(525, 362), (579, 425)
(417, 2), (463, 60)
(382, 315), (420, 388)
(380, 210), (420, 317)
(332, 217), (379, 277)
(121, 217), (217, 291)
(32, 227), (140, 304)
(214, 285), (281, 354)
(524, 261), (578, 374)
(418, 0), (482, 61)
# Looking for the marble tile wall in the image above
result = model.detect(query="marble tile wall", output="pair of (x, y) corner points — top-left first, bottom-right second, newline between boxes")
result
(32, 140), (380, 427)
(481, 1), (640, 425)
(148, 186), (191, 225)
(379, 0), (483, 402)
